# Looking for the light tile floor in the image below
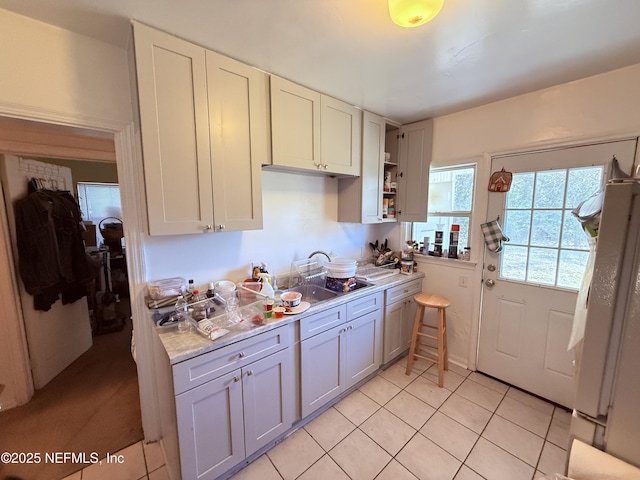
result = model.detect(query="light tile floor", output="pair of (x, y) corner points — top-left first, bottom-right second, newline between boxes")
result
(60, 440), (168, 480)
(232, 357), (571, 480)
(62, 356), (571, 480)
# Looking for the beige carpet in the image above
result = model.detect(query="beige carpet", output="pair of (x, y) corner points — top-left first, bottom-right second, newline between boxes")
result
(0, 310), (143, 480)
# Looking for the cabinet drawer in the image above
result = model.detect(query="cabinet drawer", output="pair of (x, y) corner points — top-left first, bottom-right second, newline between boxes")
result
(300, 304), (347, 340)
(173, 324), (290, 394)
(385, 279), (422, 304)
(347, 291), (383, 319)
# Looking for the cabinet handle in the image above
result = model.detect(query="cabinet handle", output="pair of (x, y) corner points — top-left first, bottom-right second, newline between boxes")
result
(246, 370), (253, 376)
(323, 164), (328, 170)
(238, 352), (246, 358)
(233, 376), (241, 382)
(204, 225), (212, 231)
(218, 224), (226, 230)
(314, 163), (322, 170)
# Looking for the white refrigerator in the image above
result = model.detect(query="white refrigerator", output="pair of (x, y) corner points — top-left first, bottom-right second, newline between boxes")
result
(571, 179), (640, 468)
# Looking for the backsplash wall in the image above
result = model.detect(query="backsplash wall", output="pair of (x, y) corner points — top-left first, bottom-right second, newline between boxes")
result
(142, 170), (400, 289)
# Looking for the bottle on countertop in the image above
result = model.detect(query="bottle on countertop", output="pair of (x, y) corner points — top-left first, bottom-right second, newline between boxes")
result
(206, 282), (215, 298)
(174, 295), (189, 333)
(187, 279), (195, 294)
(258, 273), (274, 298)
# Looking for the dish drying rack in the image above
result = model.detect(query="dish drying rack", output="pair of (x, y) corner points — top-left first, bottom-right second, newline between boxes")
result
(289, 258), (327, 288)
(355, 262), (398, 282)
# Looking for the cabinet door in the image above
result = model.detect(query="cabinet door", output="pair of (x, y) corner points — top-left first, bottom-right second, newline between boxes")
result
(300, 325), (346, 417)
(338, 111), (384, 223)
(270, 76), (321, 171)
(383, 299), (405, 364)
(320, 95), (361, 176)
(242, 348), (294, 456)
(345, 310), (382, 387)
(133, 22), (214, 235)
(207, 51), (267, 232)
(176, 369), (244, 480)
(397, 118), (433, 222)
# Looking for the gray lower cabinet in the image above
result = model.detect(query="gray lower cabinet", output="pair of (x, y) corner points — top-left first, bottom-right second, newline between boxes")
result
(173, 325), (293, 480)
(383, 279), (422, 364)
(301, 292), (383, 417)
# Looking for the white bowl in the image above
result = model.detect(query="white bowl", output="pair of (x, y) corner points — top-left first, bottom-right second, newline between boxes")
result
(326, 257), (357, 278)
(281, 291), (302, 308)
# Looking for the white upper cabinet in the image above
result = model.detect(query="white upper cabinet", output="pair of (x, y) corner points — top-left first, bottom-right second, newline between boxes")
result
(338, 114), (432, 224)
(134, 22), (213, 236)
(270, 76), (321, 171)
(320, 95), (362, 175)
(338, 111), (385, 223)
(270, 75), (361, 176)
(396, 118), (433, 222)
(206, 51), (267, 232)
(133, 23), (267, 235)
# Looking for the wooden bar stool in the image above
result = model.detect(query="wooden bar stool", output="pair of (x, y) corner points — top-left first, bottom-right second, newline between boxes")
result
(405, 293), (450, 387)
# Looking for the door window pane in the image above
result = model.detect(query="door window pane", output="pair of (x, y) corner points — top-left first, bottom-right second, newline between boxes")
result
(561, 211), (589, 249)
(534, 170), (566, 209)
(557, 250), (589, 289)
(566, 167), (603, 209)
(501, 245), (528, 281)
(527, 248), (558, 285)
(504, 210), (531, 245)
(530, 210), (562, 247)
(506, 172), (534, 209)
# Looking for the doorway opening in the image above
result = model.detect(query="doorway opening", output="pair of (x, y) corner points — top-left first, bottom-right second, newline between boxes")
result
(0, 117), (143, 480)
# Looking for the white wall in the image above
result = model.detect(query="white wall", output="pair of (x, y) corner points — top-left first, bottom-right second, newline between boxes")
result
(419, 63), (640, 369)
(0, 9), (132, 125)
(143, 170), (399, 288)
(0, 7), (133, 409)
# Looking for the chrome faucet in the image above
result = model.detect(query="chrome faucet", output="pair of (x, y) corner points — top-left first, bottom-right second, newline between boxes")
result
(308, 250), (331, 262)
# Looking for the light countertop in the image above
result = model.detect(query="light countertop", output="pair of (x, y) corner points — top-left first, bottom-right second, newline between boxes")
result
(155, 271), (425, 365)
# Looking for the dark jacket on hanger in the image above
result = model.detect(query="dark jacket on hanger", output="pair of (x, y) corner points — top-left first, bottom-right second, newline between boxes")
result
(14, 189), (91, 311)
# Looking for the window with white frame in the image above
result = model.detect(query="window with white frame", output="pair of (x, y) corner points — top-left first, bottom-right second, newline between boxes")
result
(77, 182), (122, 243)
(412, 164), (476, 253)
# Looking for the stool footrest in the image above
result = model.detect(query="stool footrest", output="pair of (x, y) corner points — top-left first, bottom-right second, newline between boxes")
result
(416, 332), (438, 341)
(412, 352), (438, 364)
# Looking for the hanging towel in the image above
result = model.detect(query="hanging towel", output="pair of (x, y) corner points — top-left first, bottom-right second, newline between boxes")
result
(481, 219), (509, 252)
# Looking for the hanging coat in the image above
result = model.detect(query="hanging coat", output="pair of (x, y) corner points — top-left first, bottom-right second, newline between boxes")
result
(14, 189), (92, 311)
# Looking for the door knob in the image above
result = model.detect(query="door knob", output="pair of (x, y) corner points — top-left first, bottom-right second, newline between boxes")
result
(485, 279), (495, 287)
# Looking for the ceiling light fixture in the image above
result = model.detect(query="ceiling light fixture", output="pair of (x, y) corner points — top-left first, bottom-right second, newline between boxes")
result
(388, 0), (444, 28)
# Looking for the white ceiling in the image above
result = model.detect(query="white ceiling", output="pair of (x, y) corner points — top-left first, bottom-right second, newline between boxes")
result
(2, 0), (640, 124)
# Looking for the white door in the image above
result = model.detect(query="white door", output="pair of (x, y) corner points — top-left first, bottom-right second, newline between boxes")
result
(1, 156), (92, 390)
(478, 140), (637, 407)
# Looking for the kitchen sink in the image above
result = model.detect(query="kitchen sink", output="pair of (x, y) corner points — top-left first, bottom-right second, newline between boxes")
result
(285, 284), (339, 304)
(284, 279), (375, 305)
